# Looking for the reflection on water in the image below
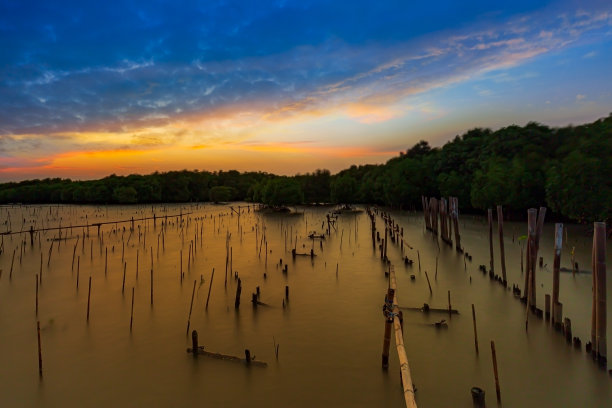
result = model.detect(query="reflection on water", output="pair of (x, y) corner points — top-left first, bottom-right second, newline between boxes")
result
(0, 204), (610, 407)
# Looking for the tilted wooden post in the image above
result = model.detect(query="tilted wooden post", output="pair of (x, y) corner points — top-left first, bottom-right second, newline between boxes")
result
(488, 209), (494, 275)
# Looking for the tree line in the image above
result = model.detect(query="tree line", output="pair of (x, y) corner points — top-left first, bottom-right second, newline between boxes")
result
(1, 114), (610, 223)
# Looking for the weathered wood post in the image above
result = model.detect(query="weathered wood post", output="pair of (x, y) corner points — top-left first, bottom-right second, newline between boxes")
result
(192, 330), (199, 355)
(488, 209), (494, 276)
(497, 205), (507, 284)
(552, 223), (563, 326)
(234, 278), (242, 309)
(451, 197), (462, 252)
(245, 349), (251, 364)
(592, 222), (607, 363)
(524, 209), (537, 330)
(381, 287), (395, 368)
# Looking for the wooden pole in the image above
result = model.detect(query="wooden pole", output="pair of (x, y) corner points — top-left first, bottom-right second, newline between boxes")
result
(235, 278), (242, 309)
(205, 268), (215, 310)
(150, 247), (154, 306)
(86, 276), (92, 322)
(35, 275), (39, 316)
(524, 208), (537, 329)
(593, 222), (607, 361)
(552, 223), (563, 326)
(382, 287), (395, 368)
(451, 197), (462, 252)
(388, 265), (417, 408)
(186, 280), (197, 335)
(491, 340), (501, 403)
(447, 290), (451, 316)
(130, 287), (135, 332)
(424, 271), (432, 295)
(122, 262), (126, 294)
(497, 205), (507, 284)
(488, 209), (494, 275)
(37, 320), (43, 378)
(472, 304), (479, 353)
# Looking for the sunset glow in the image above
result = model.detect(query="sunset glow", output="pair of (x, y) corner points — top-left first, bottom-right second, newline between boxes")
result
(1, 1), (611, 180)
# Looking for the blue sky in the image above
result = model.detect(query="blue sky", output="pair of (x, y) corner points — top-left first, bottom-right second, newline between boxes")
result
(0, 0), (611, 180)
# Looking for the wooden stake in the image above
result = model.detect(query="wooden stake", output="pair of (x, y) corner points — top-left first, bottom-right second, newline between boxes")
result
(37, 321), (43, 378)
(447, 290), (451, 316)
(150, 247), (154, 306)
(552, 223), (563, 326)
(130, 287), (135, 332)
(235, 278), (242, 309)
(186, 280), (197, 335)
(491, 340), (501, 403)
(381, 287), (395, 368)
(424, 271), (432, 295)
(35, 275), (39, 316)
(497, 205), (507, 284)
(86, 276), (92, 322)
(472, 304), (479, 353)
(488, 209), (494, 275)
(122, 262), (126, 294)
(205, 268), (215, 310)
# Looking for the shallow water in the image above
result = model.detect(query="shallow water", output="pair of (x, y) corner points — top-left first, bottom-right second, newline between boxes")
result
(0, 203), (610, 407)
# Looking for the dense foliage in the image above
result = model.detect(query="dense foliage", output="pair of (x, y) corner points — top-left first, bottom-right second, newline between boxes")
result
(1, 114), (610, 223)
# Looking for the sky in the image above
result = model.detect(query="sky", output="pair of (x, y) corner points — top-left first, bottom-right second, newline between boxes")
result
(1, 0), (611, 181)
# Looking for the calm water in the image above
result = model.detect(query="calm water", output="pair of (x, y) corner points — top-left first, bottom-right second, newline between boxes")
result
(0, 204), (610, 407)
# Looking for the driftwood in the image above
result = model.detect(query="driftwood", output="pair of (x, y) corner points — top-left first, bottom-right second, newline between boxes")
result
(187, 346), (267, 367)
(399, 305), (459, 315)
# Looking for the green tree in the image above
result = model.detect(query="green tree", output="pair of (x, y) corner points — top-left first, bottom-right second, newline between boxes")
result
(261, 178), (303, 207)
(209, 186), (234, 203)
(112, 186), (138, 204)
(331, 174), (357, 204)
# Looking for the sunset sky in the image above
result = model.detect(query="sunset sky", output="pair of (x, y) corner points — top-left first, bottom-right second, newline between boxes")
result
(1, 0), (611, 181)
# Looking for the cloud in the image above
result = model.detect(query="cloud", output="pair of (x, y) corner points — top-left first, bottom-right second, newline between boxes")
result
(576, 94), (586, 101)
(0, 2), (611, 162)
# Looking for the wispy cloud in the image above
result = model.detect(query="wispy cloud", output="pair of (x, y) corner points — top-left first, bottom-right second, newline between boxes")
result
(1, 1), (611, 179)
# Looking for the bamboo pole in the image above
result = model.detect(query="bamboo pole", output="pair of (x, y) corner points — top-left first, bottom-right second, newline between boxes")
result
(388, 265), (417, 408)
